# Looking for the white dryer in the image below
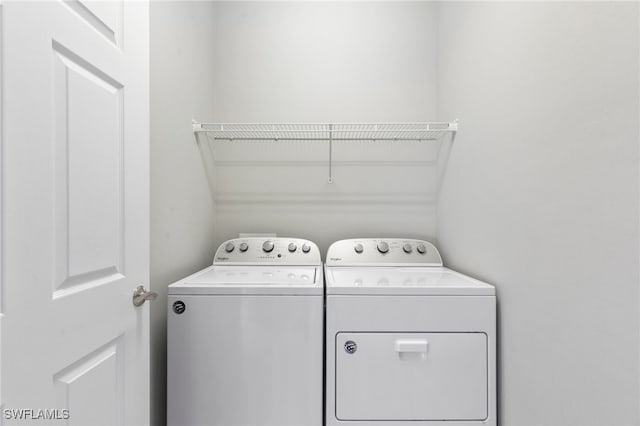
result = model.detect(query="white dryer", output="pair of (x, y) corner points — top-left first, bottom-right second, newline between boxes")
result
(325, 238), (496, 426)
(167, 237), (323, 426)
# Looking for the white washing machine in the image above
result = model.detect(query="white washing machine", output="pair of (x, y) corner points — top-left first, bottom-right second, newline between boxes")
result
(325, 238), (496, 426)
(167, 237), (323, 426)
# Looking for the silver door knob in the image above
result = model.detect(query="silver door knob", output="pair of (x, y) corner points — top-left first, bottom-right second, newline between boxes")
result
(133, 286), (157, 307)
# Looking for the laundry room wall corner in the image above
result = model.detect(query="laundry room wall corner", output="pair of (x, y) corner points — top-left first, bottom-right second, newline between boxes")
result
(150, 2), (217, 425)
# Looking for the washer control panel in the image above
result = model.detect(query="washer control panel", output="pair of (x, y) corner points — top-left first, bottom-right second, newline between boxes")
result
(326, 238), (442, 266)
(214, 237), (321, 265)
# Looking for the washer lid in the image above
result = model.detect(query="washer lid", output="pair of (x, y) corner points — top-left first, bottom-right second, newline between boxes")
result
(325, 266), (494, 296)
(169, 265), (322, 295)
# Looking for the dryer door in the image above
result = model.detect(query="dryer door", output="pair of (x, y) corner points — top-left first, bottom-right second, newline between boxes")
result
(335, 332), (488, 421)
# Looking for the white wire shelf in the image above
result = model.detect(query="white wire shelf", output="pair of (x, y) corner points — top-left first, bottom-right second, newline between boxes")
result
(192, 121), (457, 141)
(192, 121), (458, 183)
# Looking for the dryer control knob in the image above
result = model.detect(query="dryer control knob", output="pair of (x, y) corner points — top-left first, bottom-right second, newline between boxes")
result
(262, 240), (275, 253)
(377, 241), (389, 254)
(225, 243), (235, 253)
(239, 243), (249, 252)
(354, 243), (364, 254)
(417, 243), (427, 254)
(288, 243), (297, 252)
(403, 243), (413, 253)
(301, 244), (311, 253)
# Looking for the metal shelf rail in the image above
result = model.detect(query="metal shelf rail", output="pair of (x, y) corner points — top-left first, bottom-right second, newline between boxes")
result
(192, 121), (458, 183)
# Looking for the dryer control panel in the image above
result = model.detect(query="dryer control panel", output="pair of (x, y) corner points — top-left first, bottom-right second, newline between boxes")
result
(213, 237), (321, 266)
(326, 238), (442, 267)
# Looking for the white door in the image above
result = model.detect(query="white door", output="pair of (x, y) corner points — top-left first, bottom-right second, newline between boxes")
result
(1, 1), (150, 425)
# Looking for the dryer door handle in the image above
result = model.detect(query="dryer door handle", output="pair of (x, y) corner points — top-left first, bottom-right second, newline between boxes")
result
(395, 339), (428, 353)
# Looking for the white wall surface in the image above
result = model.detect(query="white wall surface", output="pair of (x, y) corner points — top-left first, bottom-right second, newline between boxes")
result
(150, 3), (217, 426)
(436, 2), (640, 425)
(208, 1), (441, 253)
(150, 2), (640, 426)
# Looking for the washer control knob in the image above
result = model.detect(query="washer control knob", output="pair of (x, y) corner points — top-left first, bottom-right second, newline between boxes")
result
(288, 243), (297, 252)
(262, 240), (275, 253)
(301, 244), (311, 253)
(377, 241), (389, 254)
(417, 243), (427, 254)
(225, 243), (235, 253)
(354, 243), (364, 254)
(403, 243), (413, 253)
(239, 243), (248, 252)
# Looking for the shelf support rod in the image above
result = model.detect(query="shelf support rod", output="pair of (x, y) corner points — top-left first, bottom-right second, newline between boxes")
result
(328, 124), (333, 184)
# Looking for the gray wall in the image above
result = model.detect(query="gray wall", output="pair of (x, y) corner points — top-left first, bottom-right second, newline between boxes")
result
(150, 3), (217, 426)
(436, 2), (640, 425)
(208, 1), (441, 253)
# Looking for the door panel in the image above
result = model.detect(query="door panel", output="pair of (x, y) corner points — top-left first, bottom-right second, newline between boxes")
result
(62, 0), (123, 47)
(2, 1), (149, 425)
(53, 337), (124, 426)
(52, 40), (125, 296)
